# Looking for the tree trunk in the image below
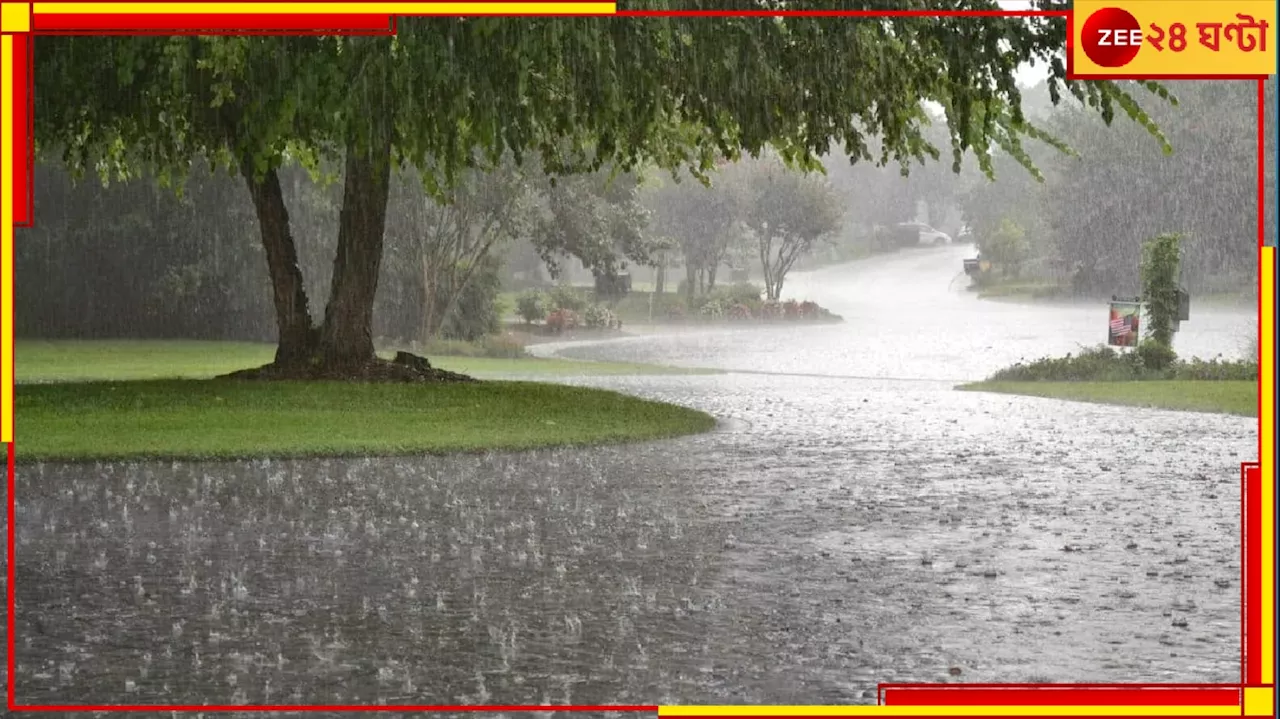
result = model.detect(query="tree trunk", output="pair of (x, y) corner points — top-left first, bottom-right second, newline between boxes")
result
(707, 264), (719, 292)
(420, 254), (439, 344)
(318, 136), (394, 368)
(241, 162), (316, 366)
(685, 262), (697, 305)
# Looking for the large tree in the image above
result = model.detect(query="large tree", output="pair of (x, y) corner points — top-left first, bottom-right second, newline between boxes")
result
(33, 7), (1165, 376)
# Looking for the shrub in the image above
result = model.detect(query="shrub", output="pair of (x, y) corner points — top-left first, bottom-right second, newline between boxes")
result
(699, 299), (726, 320)
(987, 344), (1258, 383)
(1137, 339), (1178, 372)
(760, 300), (782, 320)
(515, 291), (547, 325)
(545, 309), (580, 334)
(1171, 356), (1258, 381)
(982, 218), (1031, 278)
(433, 257), (503, 342)
(798, 300), (820, 319)
(727, 303), (753, 320)
(781, 300), (801, 320)
(666, 303), (688, 321)
(988, 345), (1143, 382)
(548, 285), (589, 313)
(710, 282), (764, 308)
(583, 304), (622, 330)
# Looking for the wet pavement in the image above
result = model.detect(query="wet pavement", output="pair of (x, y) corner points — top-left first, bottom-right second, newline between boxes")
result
(3, 246), (1258, 710)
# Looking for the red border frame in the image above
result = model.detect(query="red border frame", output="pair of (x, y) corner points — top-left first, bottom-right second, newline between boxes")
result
(1, 3), (1272, 714)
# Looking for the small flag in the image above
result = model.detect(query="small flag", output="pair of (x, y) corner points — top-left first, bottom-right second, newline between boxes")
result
(1108, 301), (1142, 346)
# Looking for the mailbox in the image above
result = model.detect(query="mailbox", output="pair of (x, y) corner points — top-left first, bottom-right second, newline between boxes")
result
(963, 258), (980, 277)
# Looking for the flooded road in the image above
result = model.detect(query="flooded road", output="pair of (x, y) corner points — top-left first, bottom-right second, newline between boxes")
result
(5, 247), (1257, 709)
(542, 245), (1257, 381)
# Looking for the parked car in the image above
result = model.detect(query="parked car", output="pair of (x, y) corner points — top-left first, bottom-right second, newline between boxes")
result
(895, 222), (952, 246)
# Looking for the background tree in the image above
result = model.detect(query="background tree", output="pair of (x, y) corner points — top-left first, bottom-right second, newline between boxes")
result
(735, 155), (845, 300)
(380, 160), (534, 343)
(527, 167), (652, 282)
(643, 169), (744, 302)
(961, 80), (1261, 297)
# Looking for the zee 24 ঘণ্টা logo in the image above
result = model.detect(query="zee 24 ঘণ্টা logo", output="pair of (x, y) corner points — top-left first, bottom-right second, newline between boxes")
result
(1080, 6), (1269, 68)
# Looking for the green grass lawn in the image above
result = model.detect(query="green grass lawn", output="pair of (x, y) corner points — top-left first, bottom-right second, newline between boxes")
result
(15, 340), (719, 462)
(16, 339), (714, 383)
(17, 379), (717, 463)
(958, 380), (1257, 417)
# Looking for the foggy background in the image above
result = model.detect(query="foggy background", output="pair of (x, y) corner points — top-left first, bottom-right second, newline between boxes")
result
(17, 79), (1274, 346)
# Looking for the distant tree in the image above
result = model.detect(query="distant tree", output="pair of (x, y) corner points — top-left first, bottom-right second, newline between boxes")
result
(735, 155), (845, 300)
(1040, 81), (1256, 295)
(527, 167), (653, 283)
(643, 168), (744, 302)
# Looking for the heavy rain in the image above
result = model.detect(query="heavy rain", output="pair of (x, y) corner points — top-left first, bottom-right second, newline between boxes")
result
(7, 6), (1273, 715)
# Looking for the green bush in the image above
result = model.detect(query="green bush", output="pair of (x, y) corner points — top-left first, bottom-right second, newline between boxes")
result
(698, 299), (728, 319)
(1170, 356), (1259, 381)
(981, 218), (1031, 278)
(988, 344), (1257, 382)
(710, 282), (763, 306)
(548, 285), (589, 313)
(1136, 339), (1177, 372)
(583, 304), (622, 330)
(515, 290), (547, 325)
(433, 257), (503, 342)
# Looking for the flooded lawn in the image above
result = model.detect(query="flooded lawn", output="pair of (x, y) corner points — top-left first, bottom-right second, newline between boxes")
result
(5, 247), (1256, 707)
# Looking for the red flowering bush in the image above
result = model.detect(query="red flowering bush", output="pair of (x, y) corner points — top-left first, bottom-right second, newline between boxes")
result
(728, 303), (753, 320)
(545, 309), (579, 334)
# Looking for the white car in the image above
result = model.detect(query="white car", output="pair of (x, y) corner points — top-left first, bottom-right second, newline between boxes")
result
(896, 222), (953, 246)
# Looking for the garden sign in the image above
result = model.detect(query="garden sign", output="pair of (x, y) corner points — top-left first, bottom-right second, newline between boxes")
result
(1107, 300), (1143, 348)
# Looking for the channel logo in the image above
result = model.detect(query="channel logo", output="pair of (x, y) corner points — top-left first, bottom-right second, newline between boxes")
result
(1070, 1), (1275, 79)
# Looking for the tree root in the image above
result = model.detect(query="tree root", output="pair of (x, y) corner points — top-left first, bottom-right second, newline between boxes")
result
(217, 351), (477, 383)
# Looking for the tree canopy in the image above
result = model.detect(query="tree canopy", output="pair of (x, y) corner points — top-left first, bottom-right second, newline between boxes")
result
(33, 5), (1168, 373)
